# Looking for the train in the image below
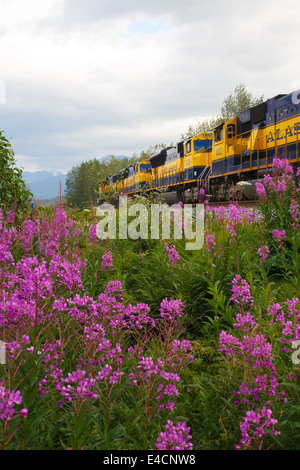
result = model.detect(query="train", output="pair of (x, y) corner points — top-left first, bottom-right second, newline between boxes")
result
(99, 89), (300, 205)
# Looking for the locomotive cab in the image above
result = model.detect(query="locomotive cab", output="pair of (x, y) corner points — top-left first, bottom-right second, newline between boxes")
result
(183, 132), (212, 182)
(136, 160), (152, 191)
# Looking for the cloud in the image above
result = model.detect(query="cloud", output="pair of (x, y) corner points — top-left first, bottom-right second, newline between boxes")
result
(63, 0), (186, 24)
(0, 0), (300, 172)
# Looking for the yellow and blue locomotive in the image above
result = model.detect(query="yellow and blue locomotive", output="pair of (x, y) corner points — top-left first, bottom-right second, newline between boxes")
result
(149, 132), (212, 203)
(99, 89), (300, 204)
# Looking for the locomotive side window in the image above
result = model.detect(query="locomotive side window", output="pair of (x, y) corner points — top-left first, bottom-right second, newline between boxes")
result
(227, 124), (236, 139)
(214, 127), (223, 142)
(185, 140), (191, 153)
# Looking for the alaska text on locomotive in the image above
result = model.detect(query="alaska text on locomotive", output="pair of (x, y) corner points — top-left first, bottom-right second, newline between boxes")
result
(96, 196), (204, 250)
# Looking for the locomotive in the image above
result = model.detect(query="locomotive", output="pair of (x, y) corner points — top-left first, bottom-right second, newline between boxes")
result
(99, 89), (300, 204)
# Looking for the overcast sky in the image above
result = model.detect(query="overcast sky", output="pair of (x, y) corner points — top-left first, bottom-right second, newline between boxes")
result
(0, 0), (300, 173)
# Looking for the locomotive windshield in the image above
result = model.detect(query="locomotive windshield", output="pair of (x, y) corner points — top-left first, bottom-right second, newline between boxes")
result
(139, 163), (152, 173)
(194, 139), (212, 151)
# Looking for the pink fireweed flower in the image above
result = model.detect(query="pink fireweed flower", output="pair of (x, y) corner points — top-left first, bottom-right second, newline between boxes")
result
(263, 173), (276, 191)
(170, 339), (193, 363)
(56, 369), (98, 403)
(164, 243), (180, 270)
(267, 298), (300, 346)
(236, 407), (278, 450)
(233, 312), (256, 331)
(48, 254), (85, 292)
(88, 223), (98, 245)
(205, 205), (227, 220)
(160, 298), (185, 321)
(230, 275), (254, 306)
(257, 245), (269, 263)
(256, 182), (267, 198)
(101, 251), (113, 272)
(19, 218), (40, 252)
(272, 229), (286, 241)
(225, 204), (244, 241)
(95, 365), (123, 385)
(6, 209), (16, 225)
(218, 330), (280, 404)
(205, 233), (216, 253)
(104, 280), (123, 297)
(273, 157), (293, 178)
(199, 188), (205, 202)
(156, 420), (193, 450)
(290, 199), (299, 230)
(276, 180), (286, 192)
(267, 302), (285, 325)
(0, 385), (27, 421)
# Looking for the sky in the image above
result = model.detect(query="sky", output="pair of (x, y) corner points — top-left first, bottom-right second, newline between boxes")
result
(0, 0), (300, 173)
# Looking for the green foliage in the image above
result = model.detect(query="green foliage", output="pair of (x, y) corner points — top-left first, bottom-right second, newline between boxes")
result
(65, 155), (138, 208)
(79, 172), (300, 450)
(220, 83), (264, 122)
(0, 130), (32, 210)
(2, 158), (300, 450)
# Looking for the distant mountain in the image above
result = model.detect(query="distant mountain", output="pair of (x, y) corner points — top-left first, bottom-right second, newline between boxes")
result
(22, 156), (130, 200)
(23, 171), (67, 200)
